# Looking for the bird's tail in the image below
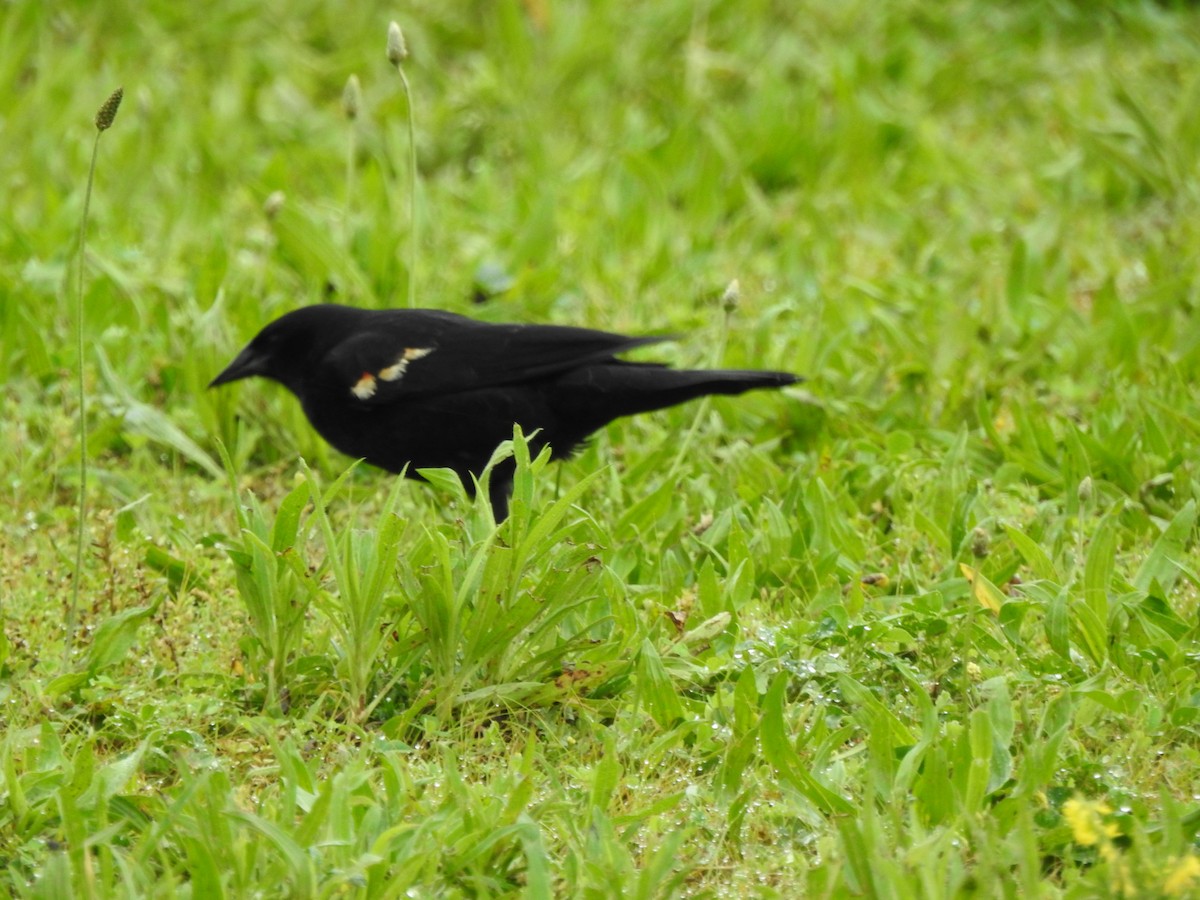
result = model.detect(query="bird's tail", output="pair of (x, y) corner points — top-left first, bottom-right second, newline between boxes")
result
(557, 362), (800, 424)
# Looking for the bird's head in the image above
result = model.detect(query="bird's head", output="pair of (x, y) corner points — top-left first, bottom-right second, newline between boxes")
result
(209, 304), (366, 395)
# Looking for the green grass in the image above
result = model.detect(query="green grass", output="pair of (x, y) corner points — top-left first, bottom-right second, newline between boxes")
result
(3, 0), (1200, 895)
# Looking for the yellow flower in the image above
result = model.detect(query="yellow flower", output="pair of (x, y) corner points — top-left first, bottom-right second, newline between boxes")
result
(1062, 797), (1115, 847)
(1164, 854), (1200, 896)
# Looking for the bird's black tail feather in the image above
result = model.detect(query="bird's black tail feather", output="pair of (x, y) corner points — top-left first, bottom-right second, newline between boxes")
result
(556, 364), (800, 423)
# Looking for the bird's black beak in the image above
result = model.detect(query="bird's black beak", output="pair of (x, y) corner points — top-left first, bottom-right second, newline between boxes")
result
(209, 345), (265, 388)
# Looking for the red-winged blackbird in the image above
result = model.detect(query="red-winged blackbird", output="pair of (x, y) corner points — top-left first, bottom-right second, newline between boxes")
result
(210, 304), (799, 519)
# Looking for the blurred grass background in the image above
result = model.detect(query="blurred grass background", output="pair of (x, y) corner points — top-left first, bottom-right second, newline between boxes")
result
(2, 0), (1200, 895)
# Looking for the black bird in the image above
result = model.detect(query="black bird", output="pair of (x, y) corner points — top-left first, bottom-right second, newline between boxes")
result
(210, 304), (798, 520)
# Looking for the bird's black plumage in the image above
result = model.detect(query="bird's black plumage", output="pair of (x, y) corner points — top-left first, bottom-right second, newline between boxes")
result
(210, 304), (799, 519)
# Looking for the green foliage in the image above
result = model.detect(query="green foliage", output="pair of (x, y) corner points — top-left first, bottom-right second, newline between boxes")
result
(221, 446), (320, 715)
(2, 0), (1200, 896)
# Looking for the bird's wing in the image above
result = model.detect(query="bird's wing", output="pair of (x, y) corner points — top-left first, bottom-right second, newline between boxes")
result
(318, 314), (669, 406)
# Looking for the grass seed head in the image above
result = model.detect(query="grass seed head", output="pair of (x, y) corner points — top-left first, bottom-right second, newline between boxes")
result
(387, 21), (408, 65)
(343, 74), (362, 120)
(95, 86), (123, 131)
(264, 190), (286, 219)
(1078, 475), (1094, 503)
(721, 278), (740, 312)
(971, 526), (990, 558)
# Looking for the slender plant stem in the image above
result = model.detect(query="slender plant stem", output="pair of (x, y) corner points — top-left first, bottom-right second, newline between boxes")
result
(342, 75), (361, 251)
(345, 124), (356, 248)
(668, 284), (736, 481)
(67, 132), (102, 667)
(398, 66), (417, 308)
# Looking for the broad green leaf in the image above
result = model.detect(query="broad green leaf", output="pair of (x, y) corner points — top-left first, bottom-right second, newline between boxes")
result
(963, 708), (993, 812)
(227, 810), (314, 897)
(761, 674), (852, 815)
(1046, 588), (1071, 660)
(1134, 593), (1190, 641)
(81, 743), (148, 806)
(1070, 600), (1108, 665)
(87, 604), (159, 675)
(1083, 510), (1117, 618)
(984, 678), (1014, 794)
(269, 478), (311, 553)
(635, 640), (684, 727)
(97, 348), (223, 478)
(1004, 525), (1058, 582)
(1133, 500), (1196, 593)
(590, 732), (622, 813)
(517, 817), (553, 900)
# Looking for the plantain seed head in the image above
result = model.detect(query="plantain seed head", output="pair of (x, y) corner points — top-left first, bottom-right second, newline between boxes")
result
(263, 190), (286, 219)
(343, 74), (362, 120)
(95, 87), (123, 132)
(387, 21), (408, 65)
(970, 527), (990, 559)
(721, 278), (741, 312)
(1077, 476), (1094, 503)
